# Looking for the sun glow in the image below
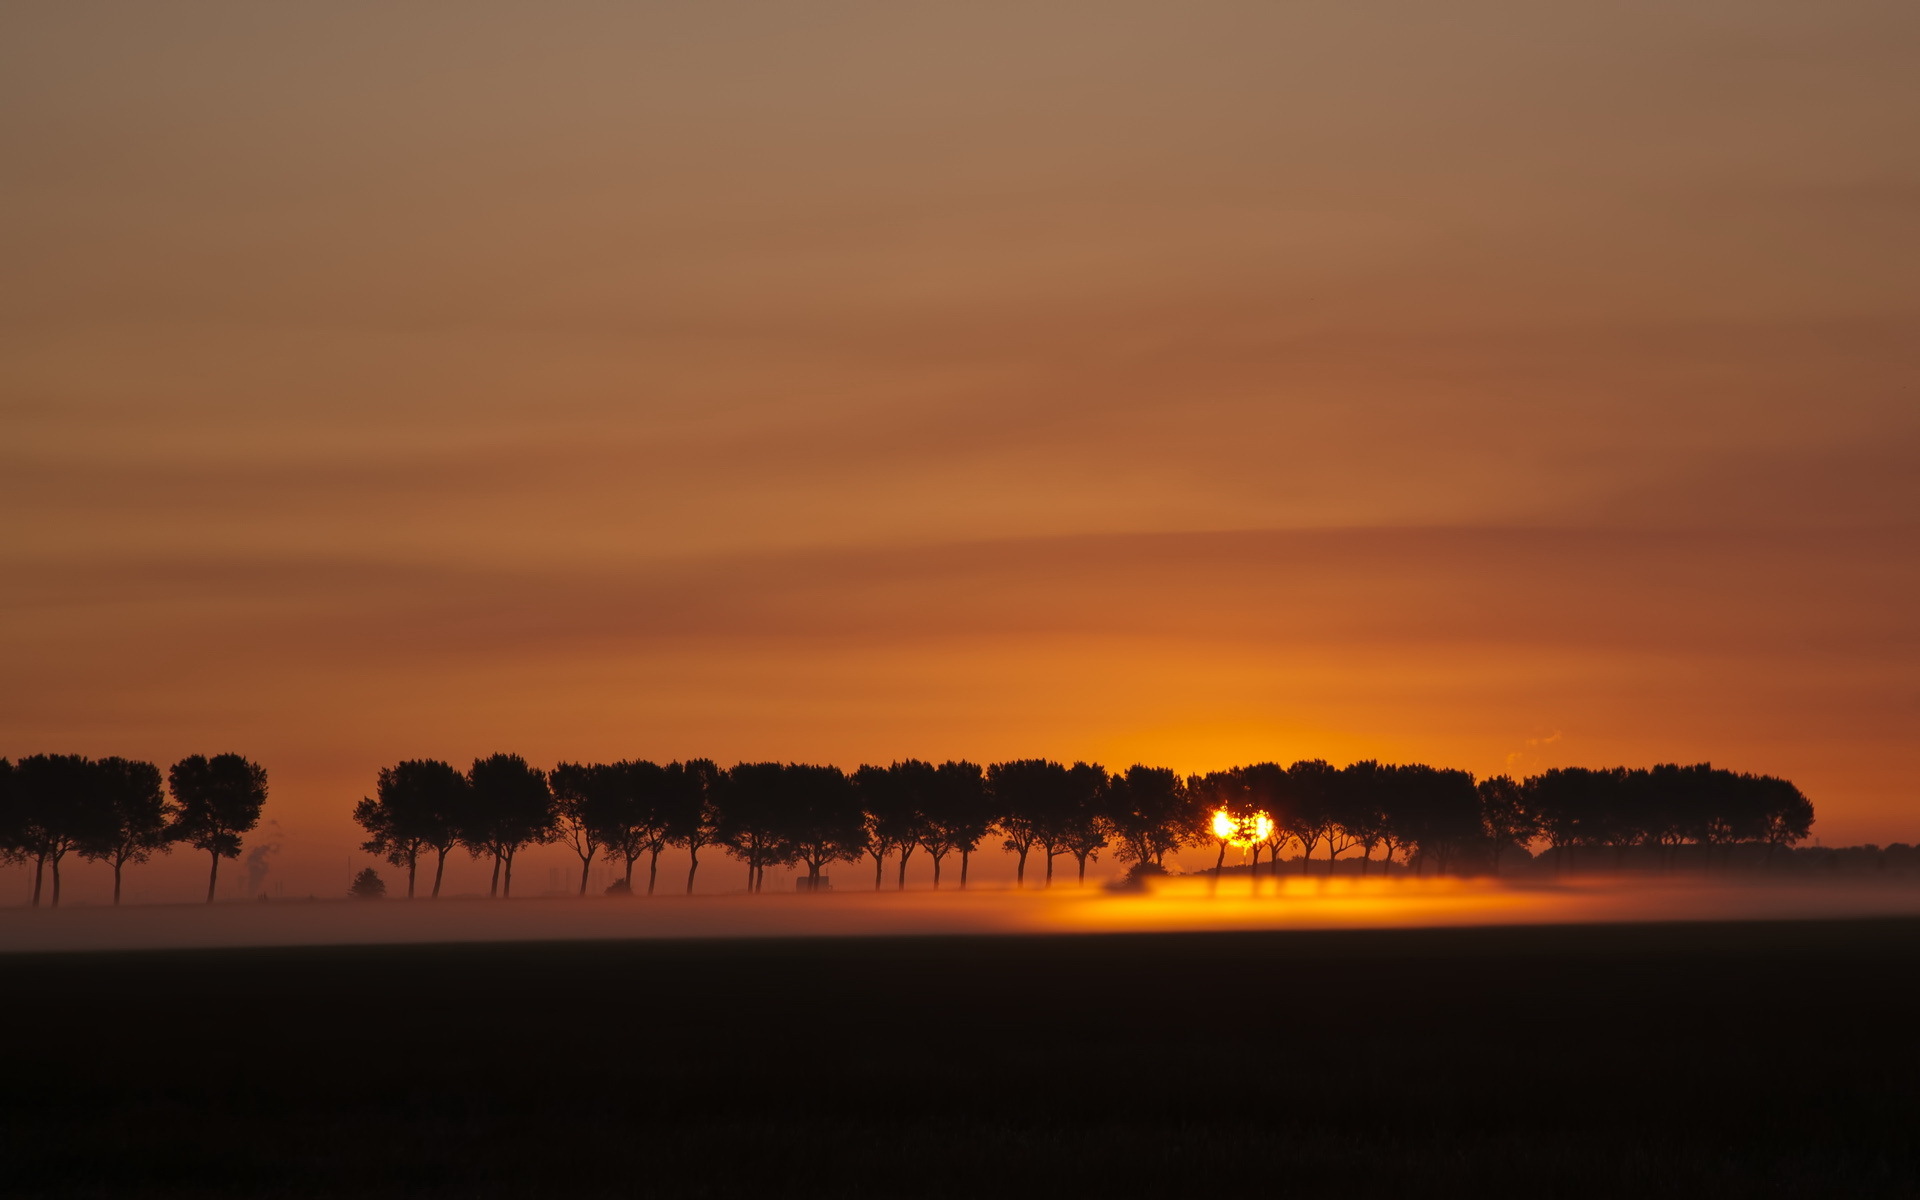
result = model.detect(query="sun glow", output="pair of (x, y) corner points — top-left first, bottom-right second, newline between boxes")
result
(1211, 808), (1273, 845)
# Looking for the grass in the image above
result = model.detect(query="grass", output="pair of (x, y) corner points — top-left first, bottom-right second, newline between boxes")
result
(5, 918), (1919, 1197)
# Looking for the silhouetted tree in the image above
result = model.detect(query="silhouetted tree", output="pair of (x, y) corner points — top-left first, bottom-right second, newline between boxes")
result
(988, 759), (1062, 888)
(11, 755), (104, 907)
(669, 759), (724, 894)
(1051, 762), (1111, 886)
(1327, 762), (1389, 876)
(1477, 774), (1536, 874)
(718, 763), (798, 892)
(79, 757), (172, 905)
(462, 754), (555, 898)
(855, 762), (927, 889)
(587, 760), (680, 895)
(168, 754), (269, 904)
(1280, 760), (1338, 875)
(0, 759), (18, 887)
(355, 759), (468, 899)
(921, 760), (990, 888)
(1106, 765), (1202, 869)
(1394, 765), (1484, 875)
(1526, 767), (1600, 873)
(1323, 761), (1383, 873)
(551, 761), (625, 896)
(1190, 767), (1264, 888)
(349, 867), (387, 899)
(782, 764), (866, 889)
(1228, 763), (1288, 879)
(1757, 775), (1814, 862)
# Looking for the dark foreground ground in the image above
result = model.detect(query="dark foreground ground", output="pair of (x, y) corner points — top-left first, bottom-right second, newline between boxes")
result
(4, 919), (1919, 1198)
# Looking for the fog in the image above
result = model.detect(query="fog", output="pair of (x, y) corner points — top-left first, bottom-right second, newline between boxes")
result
(5, 875), (1919, 955)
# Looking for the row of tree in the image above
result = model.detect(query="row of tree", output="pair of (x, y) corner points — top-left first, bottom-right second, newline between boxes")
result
(0, 754), (270, 906)
(354, 756), (1815, 897)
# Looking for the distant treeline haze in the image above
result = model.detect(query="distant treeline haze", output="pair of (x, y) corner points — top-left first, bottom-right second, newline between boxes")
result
(350, 756), (1815, 899)
(0, 754), (268, 906)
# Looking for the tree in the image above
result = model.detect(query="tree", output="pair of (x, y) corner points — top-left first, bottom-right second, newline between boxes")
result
(921, 760), (990, 888)
(11, 754), (107, 908)
(461, 754), (555, 898)
(1476, 774), (1536, 874)
(354, 759), (467, 899)
(855, 762), (930, 890)
(586, 760), (680, 896)
(0, 759), (18, 886)
(1279, 760), (1338, 875)
(1188, 767), (1258, 888)
(168, 754), (269, 904)
(1322, 761), (1380, 875)
(717, 763), (797, 893)
(1335, 762), (1394, 876)
(669, 760), (724, 894)
(1525, 767), (1601, 873)
(1051, 762), (1110, 886)
(349, 867), (387, 899)
(550, 761), (622, 897)
(1107, 765), (1202, 870)
(782, 764), (867, 889)
(990, 759), (1077, 888)
(1756, 775), (1813, 863)
(79, 757), (172, 905)
(1393, 765), (1482, 875)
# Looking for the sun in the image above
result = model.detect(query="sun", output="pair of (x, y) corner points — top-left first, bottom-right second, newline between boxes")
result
(1211, 809), (1273, 846)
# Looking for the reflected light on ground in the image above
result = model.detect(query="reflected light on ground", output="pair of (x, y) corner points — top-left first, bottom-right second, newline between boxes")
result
(6, 875), (1920, 954)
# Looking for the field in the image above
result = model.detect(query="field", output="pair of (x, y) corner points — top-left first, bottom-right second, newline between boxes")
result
(7, 918), (1919, 1197)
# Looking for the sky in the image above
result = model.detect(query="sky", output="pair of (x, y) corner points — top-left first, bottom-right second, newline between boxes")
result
(3, 1), (1917, 902)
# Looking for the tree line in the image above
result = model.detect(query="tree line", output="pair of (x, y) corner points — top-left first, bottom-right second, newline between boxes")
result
(0, 754), (269, 905)
(353, 755), (1815, 897)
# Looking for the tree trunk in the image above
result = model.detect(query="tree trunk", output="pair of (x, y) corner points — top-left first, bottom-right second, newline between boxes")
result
(489, 852), (502, 898)
(1044, 850), (1054, 888)
(746, 861), (756, 892)
(578, 849), (593, 897)
(432, 846), (447, 898)
(206, 849), (220, 904)
(686, 848), (701, 894)
(872, 850), (885, 890)
(502, 849), (516, 898)
(647, 847), (660, 896)
(32, 852), (46, 907)
(1211, 842), (1227, 894)
(897, 844), (915, 889)
(406, 850), (418, 899)
(1359, 845), (1370, 877)
(112, 860), (124, 906)
(930, 851), (944, 889)
(960, 848), (971, 889)
(50, 853), (62, 908)
(1015, 847), (1028, 888)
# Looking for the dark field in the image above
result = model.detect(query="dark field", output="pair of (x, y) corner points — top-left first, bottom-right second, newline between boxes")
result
(6, 919), (1919, 1198)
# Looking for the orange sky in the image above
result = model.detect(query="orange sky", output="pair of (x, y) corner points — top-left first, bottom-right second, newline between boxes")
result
(2, 2), (1916, 901)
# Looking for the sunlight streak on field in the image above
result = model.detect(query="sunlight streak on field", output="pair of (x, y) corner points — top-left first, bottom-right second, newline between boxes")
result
(5, 875), (1920, 954)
